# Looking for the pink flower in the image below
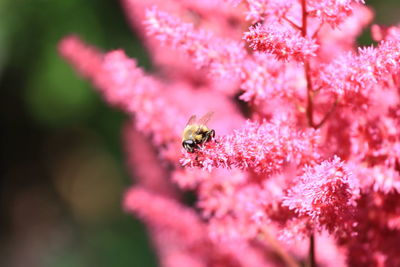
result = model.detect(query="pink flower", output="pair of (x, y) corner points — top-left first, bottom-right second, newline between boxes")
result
(317, 39), (400, 108)
(123, 122), (178, 197)
(226, 0), (296, 23)
(316, 4), (373, 62)
(124, 187), (271, 267)
(344, 192), (400, 266)
(283, 157), (359, 237)
(124, 187), (206, 245)
(307, 0), (365, 26)
(181, 119), (320, 174)
(371, 24), (400, 42)
(58, 35), (103, 80)
(244, 24), (319, 62)
(145, 8), (246, 79)
(240, 53), (304, 104)
(59, 37), (184, 148)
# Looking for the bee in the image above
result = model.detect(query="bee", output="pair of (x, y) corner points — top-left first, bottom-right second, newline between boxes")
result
(182, 112), (215, 153)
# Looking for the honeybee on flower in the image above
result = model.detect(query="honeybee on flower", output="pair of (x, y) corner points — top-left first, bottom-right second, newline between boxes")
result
(182, 112), (215, 153)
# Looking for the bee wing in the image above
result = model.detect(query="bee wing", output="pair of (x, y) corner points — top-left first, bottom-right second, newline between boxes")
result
(186, 115), (197, 126)
(197, 111), (214, 126)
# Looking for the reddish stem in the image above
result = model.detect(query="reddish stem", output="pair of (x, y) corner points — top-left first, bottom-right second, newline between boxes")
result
(300, 0), (316, 129)
(260, 227), (300, 267)
(283, 15), (302, 31)
(308, 234), (316, 267)
(314, 99), (338, 129)
(301, 0), (335, 130)
(301, 0), (317, 265)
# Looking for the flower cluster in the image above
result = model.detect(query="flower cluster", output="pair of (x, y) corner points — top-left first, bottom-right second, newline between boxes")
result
(181, 119), (320, 174)
(244, 24), (319, 61)
(60, 0), (400, 266)
(316, 40), (400, 108)
(307, 0), (364, 26)
(283, 157), (359, 238)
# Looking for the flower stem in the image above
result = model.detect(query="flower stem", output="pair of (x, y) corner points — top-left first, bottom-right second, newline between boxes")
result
(314, 98), (338, 129)
(301, 0), (318, 263)
(308, 234), (316, 267)
(260, 227), (300, 267)
(283, 15), (302, 31)
(304, 61), (316, 128)
(301, 0), (316, 129)
(301, 0), (335, 130)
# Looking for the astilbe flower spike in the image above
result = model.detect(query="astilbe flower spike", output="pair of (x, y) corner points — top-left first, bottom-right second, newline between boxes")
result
(317, 39), (400, 108)
(60, 0), (400, 265)
(283, 157), (359, 238)
(59, 36), (184, 148)
(307, 0), (365, 27)
(226, 0), (296, 23)
(244, 24), (319, 62)
(124, 187), (272, 267)
(145, 8), (246, 79)
(181, 119), (320, 174)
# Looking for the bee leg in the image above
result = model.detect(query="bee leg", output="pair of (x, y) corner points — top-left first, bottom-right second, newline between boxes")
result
(210, 129), (218, 143)
(204, 129), (215, 143)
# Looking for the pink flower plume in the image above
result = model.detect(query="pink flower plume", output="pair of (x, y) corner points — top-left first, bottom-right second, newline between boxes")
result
(226, 0), (296, 23)
(240, 52), (303, 103)
(124, 187), (272, 267)
(307, 0), (365, 26)
(58, 35), (103, 79)
(59, 36), (183, 146)
(244, 24), (319, 62)
(317, 39), (400, 107)
(181, 119), (320, 174)
(145, 7), (246, 79)
(123, 122), (177, 197)
(124, 187), (206, 244)
(283, 156), (359, 237)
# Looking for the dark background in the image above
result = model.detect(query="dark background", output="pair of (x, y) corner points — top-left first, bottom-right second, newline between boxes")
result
(0, 0), (398, 266)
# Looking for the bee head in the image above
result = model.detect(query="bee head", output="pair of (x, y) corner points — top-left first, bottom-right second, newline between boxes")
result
(182, 139), (196, 153)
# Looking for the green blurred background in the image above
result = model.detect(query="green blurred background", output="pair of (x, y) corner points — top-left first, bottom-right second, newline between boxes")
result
(0, 0), (398, 267)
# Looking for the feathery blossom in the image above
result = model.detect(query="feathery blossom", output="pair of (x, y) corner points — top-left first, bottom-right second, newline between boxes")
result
(226, 0), (296, 23)
(172, 0), (241, 25)
(350, 116), (400, 166)
(124, 187), (206, 245)
(244, 24), (319, 62)
(59, 35), (103, 80)
(124, 187), (272, 267)
(145, 8), (246, 79)
(343, 192), (400, 266)
(181, 119), (320, 174)
(316, 4), (373, 62)
(240, 52), (304, 103)
(348, 113), (400, 193)
(317, 40), (400, 107)
(283, 157), (359, 238)
(307, 0), (365, 27)
(59, 36), (184, 147)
